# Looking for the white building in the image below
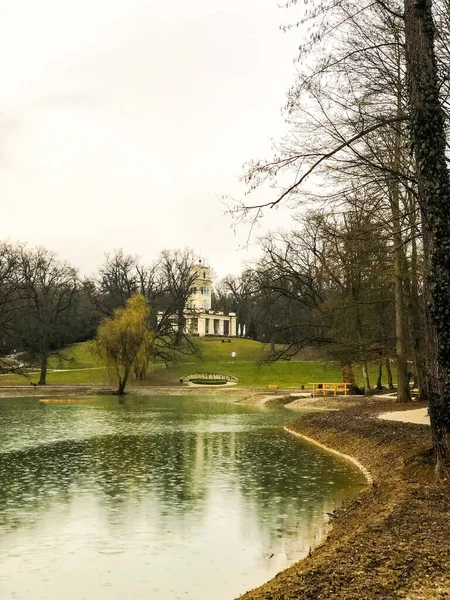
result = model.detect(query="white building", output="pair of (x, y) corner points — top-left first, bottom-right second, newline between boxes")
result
(158, 261), (237, 337)
(186, 262), (237, 337)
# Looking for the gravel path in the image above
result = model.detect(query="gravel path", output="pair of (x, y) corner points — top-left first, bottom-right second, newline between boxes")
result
(379, 407), (430, 425)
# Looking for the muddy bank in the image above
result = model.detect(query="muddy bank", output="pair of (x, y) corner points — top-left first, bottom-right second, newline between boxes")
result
(0, 384), (264, 402)
(237, 391), (340, 409)
(238, 398), (450, 599)
(0, 385), (112, 398)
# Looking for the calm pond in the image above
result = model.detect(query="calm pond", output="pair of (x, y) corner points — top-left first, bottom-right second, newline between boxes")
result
(0, 395), (366, 599)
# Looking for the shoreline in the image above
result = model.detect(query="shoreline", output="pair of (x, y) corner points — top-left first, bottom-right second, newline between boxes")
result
(0, 384), (261, 400)
(237, 398), (450, 599)
(284, 425), (373, 484)
(0, 384), (318, 405)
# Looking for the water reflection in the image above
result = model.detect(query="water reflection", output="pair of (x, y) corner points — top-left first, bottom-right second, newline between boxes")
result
(0, 396), (365, 600)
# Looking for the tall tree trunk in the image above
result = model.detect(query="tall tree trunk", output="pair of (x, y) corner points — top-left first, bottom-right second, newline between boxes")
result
(408, 203), (428, 401)
(388, 70), (411, 404)
(175, 309), (185, 346)
(393, 244), (411, 402)
(341, 362), (359, 394)
(118, 367), (130, 395)
(376, 360), (383, 391)
(403, 241), (427, 401)
(361, 361), (371, 395)
(270, 330), (276, 354)
(38, 353), (48, 386)
(404, 0), (450, 468)
(385, 357), (394, 390)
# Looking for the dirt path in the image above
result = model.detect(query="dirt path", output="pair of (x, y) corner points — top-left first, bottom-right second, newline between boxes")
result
(379, 407), (430, 425)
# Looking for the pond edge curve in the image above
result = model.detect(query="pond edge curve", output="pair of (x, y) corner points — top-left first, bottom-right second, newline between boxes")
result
(284, 425), (373, 484)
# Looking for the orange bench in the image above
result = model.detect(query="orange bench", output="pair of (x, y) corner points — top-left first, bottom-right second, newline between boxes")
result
(309, 382), (350, 397)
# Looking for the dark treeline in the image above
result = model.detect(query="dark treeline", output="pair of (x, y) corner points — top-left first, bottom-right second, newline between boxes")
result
(216, 207), (418, 399)
(0, 246), (205, 385)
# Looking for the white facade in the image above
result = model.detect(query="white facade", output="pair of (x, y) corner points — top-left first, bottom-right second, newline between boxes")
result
(186, 310), (237, 337)
(186, 262), (237, 337)
(158, 261), (237, 337)
(188, 263), (213, 312)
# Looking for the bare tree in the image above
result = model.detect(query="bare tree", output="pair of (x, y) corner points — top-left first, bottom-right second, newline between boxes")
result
(157, 248), (203, 346)
(18, 247), (79, 385)
(232, 0), (450, 467)
(86, 249), (162, 316)
(0, 242), (27, 373)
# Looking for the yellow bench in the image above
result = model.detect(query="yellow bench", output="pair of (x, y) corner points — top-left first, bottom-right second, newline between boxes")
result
(309, 382), (350, 397)
(267, 384), (279, 389)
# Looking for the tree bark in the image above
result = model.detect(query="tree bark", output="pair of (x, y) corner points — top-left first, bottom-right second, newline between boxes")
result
(175, 309), (185, 346)
(393, 244), (411, 402)
(38, 353), (48, 386)
(341, 362), (359, 394)
(385, 357), (394, 390)
(402, 233), (428, 401)
(404, 0), (450, 468)
(361, 361), (371, 395)
(376, 360), (383, 391)
(270, 331), (276, 354)
(388, 72), (411, 404)
(409, 206), (428, 401)
(118, 367), (130, 395)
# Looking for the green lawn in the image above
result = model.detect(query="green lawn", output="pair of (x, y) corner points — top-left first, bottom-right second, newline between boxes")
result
(47, 342), (103, 369)
(0, 338), (395, 389)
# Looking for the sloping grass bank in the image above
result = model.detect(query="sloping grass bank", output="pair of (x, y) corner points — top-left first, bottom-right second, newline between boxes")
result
(0, 338), (395, 389)
(238, 398), (450, 599)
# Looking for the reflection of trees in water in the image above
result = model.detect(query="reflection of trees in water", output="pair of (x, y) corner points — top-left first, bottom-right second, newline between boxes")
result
(0, 421), (364, 558)
(0, 441), (83, 532)
(191, 430), (364, 559)
(0, 432), (206, 533)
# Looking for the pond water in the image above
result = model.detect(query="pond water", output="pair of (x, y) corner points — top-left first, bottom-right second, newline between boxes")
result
(0, 395), (366, 600)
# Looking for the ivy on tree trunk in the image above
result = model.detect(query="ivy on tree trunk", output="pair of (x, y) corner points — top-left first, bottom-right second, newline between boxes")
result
(404, 0), (450, 469)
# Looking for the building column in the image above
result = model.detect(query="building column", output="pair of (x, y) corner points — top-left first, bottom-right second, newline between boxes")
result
(230, 318), (236, 337)
(198, 316), (206, 337)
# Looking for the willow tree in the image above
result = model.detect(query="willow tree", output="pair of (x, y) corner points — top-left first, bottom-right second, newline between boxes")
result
(93, 294), (150, 395)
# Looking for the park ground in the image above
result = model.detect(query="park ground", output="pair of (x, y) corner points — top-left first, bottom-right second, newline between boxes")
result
(238, 395), (450, 600)
(0, 337), (394, 389)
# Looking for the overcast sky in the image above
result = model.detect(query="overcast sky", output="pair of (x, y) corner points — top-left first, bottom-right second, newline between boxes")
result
(0, 0), (301, 278)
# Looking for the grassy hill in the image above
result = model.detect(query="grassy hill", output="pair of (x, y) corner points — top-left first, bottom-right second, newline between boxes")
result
(149, 338), (343, 388)
(0, 337), (391, 389)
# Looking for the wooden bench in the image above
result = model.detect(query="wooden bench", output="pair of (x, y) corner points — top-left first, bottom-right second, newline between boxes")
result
(309, 382), (350, 397)
(267, 384), (279, 389)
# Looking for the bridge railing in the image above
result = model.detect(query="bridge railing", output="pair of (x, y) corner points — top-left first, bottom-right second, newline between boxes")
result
(184, 373), (239, 383)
